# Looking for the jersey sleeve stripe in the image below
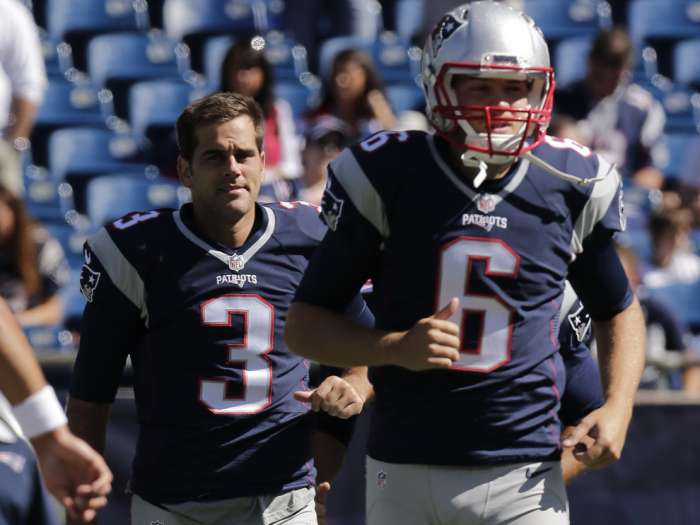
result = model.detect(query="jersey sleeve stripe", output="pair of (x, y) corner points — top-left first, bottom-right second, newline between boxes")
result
(87, 228), (148, 323)
(571, 155), (620, 254)
(330, 149), (390, 238)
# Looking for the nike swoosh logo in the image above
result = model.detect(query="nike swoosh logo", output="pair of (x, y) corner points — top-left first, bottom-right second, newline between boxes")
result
(525, 466), (552, 479)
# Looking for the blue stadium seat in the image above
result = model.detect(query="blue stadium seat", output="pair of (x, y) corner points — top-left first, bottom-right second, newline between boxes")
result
(47, 127), (153, 213)
(628, 0), (700, 45)
(85, 174), (182, 227)
(87, 31), (186, 89)
(660, 132), (696, 181)
(23, 165), (75, 222)
(395, 0), (425, 42)
(386, 83), (424, 113)
(264, 31), (309, 82)
(523, 0), (611, 41)
(23, 324), (75, 352)
(318, 33), (419, 85)
(673, 38), (700, 89)
(203, 35), (235, 89)
(46, 0), (146, 42)
(43, 220), (90, 270)
(39, 29), (73, 78)
(658, 87), (700, 133)
(645, 280), (700, 330)
(163, 0), (267, 42)
(554, 36), (593, 87)
(35, 79), (107, 129)
(275, 80), (318, 119)
(128, 80), (196, 140)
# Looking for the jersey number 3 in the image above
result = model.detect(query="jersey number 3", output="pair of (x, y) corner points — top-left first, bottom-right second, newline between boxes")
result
(199, 295), (274, 415)
(437, 238), (519, 373)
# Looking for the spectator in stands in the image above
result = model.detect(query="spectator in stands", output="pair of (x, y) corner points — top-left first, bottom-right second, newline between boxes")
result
(0, 0), (47, 196)
(306, 48), (396, 141)
(618, 243), (700, 393)
(0, 185), (68, 326)
(284, 0), (380, 73)
(299, 116), (352, 205)
(554, 27), (666, 189)
(644, 207), (700, 288)
(220, 39), (302, 181)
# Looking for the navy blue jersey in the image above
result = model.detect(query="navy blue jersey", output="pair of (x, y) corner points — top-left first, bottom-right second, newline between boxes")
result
(0, 421), (59, 525)
(70, 201), (355, 504)
(295, 130), (629, 465)
(558, 283), (604, 427)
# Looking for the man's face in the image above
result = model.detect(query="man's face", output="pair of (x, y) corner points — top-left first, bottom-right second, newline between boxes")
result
(588, 58), (629, 99)
(178, 116), (265, 224)
(452, 76), (531, 135)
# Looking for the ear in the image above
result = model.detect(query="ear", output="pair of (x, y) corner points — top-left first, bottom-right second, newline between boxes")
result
(259, 150), (265, 172)
(177, 156), (193, 187)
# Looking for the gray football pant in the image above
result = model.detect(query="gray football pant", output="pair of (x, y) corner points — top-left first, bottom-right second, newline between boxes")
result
(131, 486), (316, 525)
(366, 457), (569, 525)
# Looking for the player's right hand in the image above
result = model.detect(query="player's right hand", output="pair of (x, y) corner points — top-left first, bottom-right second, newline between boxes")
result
(315, 481), (331, 525)
(390, 298), (461, 371)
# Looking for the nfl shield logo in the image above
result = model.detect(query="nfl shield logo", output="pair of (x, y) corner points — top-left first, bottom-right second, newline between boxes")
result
(476, 193), (496, 214)
(376, 470), (388, 489)
(228, 253), (245, 272)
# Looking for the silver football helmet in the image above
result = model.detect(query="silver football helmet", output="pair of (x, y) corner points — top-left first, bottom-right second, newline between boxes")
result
(422, 1), (553, 163)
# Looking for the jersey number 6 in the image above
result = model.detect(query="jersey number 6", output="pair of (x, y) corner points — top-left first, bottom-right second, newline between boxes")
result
(199, 294), (274, 415)
(437, 237), (519, 373)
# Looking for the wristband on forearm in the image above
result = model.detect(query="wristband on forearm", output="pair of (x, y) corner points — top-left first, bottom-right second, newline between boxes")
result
(12, 385), (67, 438)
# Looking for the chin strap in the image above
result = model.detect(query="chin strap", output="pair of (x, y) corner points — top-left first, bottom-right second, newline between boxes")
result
(460, 152), (488, 188)
(522, 151), (612, 185)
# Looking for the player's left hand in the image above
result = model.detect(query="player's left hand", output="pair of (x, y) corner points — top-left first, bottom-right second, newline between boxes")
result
(560, 400), (633, 469)
(32, 426), (113, 522)
(315, 481), (331, 525)
(294, 375), (364, 418)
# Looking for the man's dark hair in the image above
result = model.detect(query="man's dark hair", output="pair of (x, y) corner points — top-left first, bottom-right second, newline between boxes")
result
(176, 92), (264, 162)
(589, 27), (633, 69)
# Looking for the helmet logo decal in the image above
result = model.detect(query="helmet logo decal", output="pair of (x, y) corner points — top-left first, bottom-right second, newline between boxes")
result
(431, 14), (461, 58)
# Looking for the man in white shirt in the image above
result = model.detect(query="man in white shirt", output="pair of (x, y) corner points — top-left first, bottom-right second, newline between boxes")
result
(0, 0), (47, 195)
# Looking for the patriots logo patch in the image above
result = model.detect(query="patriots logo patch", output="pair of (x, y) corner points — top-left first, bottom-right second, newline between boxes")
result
(567, 303), (591, 343)
(321, 186), (344, 231)
(80, 264), (101, 302)
(431, 14), (461, 57)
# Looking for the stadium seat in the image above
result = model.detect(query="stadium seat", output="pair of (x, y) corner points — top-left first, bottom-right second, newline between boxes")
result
(628, 1), (700, 45)
(128, 80), (196, 140)
(47, 127), (154, 212)
(553, 36), (593, 87)
(39, 29), (73, 78)
(659, 132), (696, 181)
(264, 31), (309, 82)
(645, 280), (700, 331)
(163, 0), (269, 44)
(318, 33), (419, 85)
(394, 0), (425, 42)
(275, 80), (319, 119)
(386, 83), (424, 113)
(23, 165), (75, 222)
(203, 35), (235, 89)
(46, 0), (146, 42)
(84, 174), (182, 227)
(23, 324), (75, 352)
(87, 31), (188, 117)
(673, 38), (700, 90)
(523, 0), (611, 41)
(659, 87), (700, 133)
(43, 220), (90, 270)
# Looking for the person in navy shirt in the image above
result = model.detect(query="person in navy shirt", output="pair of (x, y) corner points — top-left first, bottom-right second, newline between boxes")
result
(286, 3), (645, 525)
(66, 92), (370, 525)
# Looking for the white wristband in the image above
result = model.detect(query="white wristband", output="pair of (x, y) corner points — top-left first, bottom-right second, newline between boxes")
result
(12, 385), (67, 439)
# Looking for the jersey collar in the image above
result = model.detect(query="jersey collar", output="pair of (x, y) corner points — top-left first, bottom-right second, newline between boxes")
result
(427, 134), (530, 208)
(173, 203), (276, 272)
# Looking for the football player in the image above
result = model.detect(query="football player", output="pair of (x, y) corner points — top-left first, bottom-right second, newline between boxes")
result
(66, 93), (370, 525)
(285, 2), (645, 524)
(0, 297), (112, 523)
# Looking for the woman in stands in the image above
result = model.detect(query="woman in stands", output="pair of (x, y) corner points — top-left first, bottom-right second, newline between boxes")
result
(307, 48), (396, 141)
(0, 185), (67, 326)
(220, 39), (302, 185)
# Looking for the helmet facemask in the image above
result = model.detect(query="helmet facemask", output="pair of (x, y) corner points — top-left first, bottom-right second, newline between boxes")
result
(431, 61), (555, 165)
